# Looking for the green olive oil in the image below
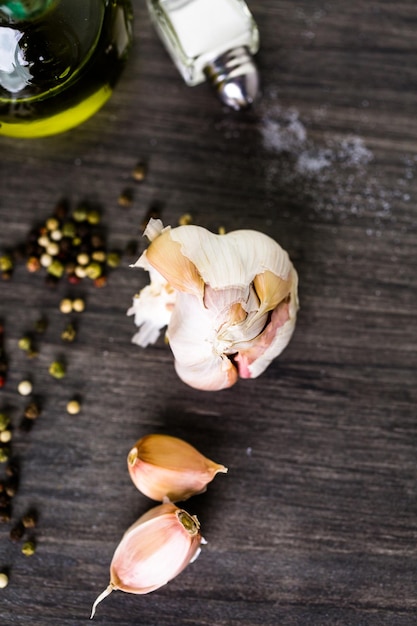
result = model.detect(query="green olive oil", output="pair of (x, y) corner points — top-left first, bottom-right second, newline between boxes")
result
(0, 0), (133, 138)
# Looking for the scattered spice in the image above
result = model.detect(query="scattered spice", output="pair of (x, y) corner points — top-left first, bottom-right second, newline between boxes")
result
(5, 199), (120, 288)
(0, 572), (9, 589)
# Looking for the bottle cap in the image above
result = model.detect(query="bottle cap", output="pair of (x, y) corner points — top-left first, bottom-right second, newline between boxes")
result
(204, 46), (259, 110)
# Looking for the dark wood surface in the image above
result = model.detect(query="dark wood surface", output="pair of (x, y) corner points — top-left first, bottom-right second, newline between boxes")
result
(1, 1), (417, 624)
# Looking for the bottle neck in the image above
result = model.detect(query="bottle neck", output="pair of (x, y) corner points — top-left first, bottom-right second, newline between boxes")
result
(0, 0), (55, 21)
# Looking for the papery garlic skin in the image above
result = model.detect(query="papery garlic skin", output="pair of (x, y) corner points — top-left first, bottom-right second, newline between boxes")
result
(128, 434), (228, 502)
(128, 219), (299, 391)
(90, 503), (202, 619)
(127, 264), (176, 347)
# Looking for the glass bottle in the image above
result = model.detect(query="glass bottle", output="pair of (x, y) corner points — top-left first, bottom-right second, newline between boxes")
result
(146, 0), (260, 110)
(0, 0), (133, 138)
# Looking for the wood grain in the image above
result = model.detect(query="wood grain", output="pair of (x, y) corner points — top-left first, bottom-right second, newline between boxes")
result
(1, 1), (416, 624)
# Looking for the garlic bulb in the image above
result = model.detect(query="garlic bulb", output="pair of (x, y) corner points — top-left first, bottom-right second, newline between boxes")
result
(90, 502), (203, 619)
(127, 219), (299, 390)
(128, 434), (228, 502)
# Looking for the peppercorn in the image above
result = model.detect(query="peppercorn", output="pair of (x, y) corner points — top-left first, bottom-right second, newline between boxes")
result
(34, 316), (48, 334)
(46, 217), (60, 231)
(18, 335), (33, 352)
(0, 488), (10, 507)
(37, 234), (50, 248)
(67, 274), (81, 285)
(94, 275), (107, 288)
(18, 417), (34, 433)
(0, 446), (11, 463)
(18, 334), (38, 358)
(47, 259), (64, 278)
(17, 380), (32, 396)
(178, 213), (193, 226)
(118, 188), (134, 207)
(125, 240), (138, 257)
(61, 322), (77, 342)
(141, 202), (163, 232)
(72, 298), (85, 313)
(46, 242), (60, 256)
(24, 401), (41, 420)
(0, 335), (7, 386)
(76, 252), (89, 266)
(21, 539), (36, 556)
(59, 298), (73, 314)
(26, 257), (41, 272)
(0, 572), (9, 589)
(87, 209), (101, 225)
(5, 475), (18, 498)
(74, 265), (87, 279)
(0, 254), (13, 272)
(66, 399), (81, 415)
(0, 506), (11, 523)
(91, 250), (106, 263)
(90, 234), (105, 249)
(48, 360), (66, 379)
(132, 161), (147, 182)
(22, 510), (38, 529)
(40, 253), (52, 268)
(0, 413), (10, 431)
(0, 430), (12, 444)
(106, 252), (120, 268)
(72, 205), (88, 222)
(61, 221), (76, 238)
(5, 459), (19, 478)
(53, 199), (69, 220)
(85, 262), (102, 280)
(9, 522), (25, 543)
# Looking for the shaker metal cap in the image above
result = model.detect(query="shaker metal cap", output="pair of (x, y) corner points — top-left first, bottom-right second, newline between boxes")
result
(204, 46), (259, 110)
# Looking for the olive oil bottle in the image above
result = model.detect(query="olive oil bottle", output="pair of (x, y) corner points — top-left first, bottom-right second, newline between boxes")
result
(0, 0), (133, 138)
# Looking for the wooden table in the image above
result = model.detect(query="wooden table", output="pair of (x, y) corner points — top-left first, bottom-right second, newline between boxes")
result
(1, 1), (416, 624)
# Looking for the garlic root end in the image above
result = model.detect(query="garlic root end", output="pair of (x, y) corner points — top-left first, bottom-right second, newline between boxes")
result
(90, 584), (114, 619)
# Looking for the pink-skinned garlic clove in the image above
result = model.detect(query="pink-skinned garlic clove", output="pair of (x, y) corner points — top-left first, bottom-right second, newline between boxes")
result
(127, 434), (228, 502)
(90, 502), (203, 619)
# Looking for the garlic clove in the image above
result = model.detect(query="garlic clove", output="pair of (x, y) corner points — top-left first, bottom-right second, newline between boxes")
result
(90, 503), (202, 619)
(127, 434), (228, 502)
